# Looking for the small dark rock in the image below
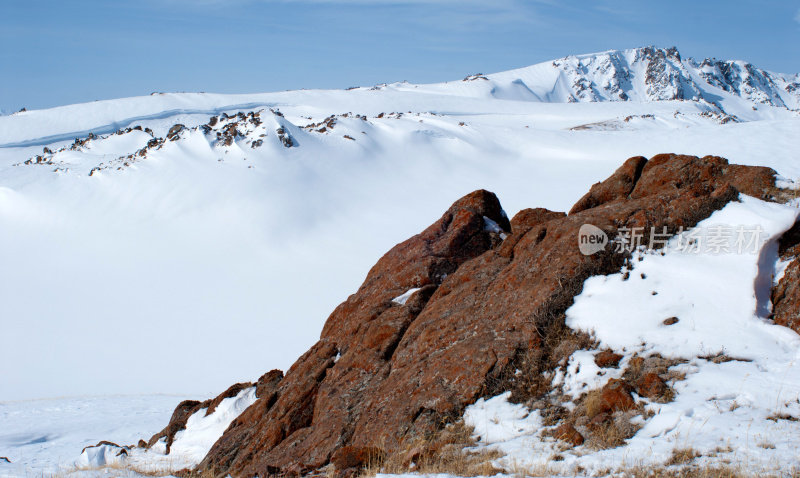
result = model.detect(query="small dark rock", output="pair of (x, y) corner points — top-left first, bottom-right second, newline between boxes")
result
(277, 127), (295, 148)
(81, 440), (123, 454)
(595, 350), (623, 368)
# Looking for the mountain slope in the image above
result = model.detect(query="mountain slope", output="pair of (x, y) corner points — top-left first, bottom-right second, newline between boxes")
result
(1, 46), (797, 149)
(0, 46), (798, 407)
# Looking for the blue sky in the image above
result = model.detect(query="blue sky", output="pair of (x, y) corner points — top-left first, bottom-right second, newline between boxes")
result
(2, 0), (798, 112)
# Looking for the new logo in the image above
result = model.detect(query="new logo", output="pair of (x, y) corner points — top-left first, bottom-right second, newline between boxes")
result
(578, 224), (608, 255)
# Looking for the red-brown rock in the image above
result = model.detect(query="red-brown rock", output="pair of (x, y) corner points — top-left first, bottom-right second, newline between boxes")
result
(594, 350), (623, 368)
(510, 208), (566, 232)
(553, 423), (584, 447)
(81, 441), (125, 454)
(662, 317), (679, 326)
(163, 154), (779, 477)
(498, 208), (565, 259)
(200, 190), (510, 476)
(635, 372), (667, 399)
(772, 219), (800, 334)
(569, 156), (647, 214)
(589, 379), (635, 418)
(330, 446), (385, 470)
(254, 370), (284, 399)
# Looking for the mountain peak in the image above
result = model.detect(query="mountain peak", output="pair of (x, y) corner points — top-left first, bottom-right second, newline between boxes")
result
(484, 45), (799, 111)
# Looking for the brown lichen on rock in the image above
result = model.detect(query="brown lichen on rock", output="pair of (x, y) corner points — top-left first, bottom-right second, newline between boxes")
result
(150, 153), (778, 477)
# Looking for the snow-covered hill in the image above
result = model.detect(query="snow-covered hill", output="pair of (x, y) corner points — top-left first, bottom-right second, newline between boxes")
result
(1, 45), (799, 478)
(0, 45), (798, 404)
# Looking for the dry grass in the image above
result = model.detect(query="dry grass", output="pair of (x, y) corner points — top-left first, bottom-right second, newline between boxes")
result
(625, 465), (747, 478)
(625, 461), (800, 478)
(766, 412), (798, 422)
(552, 352), (690, 451)
(585, 410), (642, 450)
(360, 421), (502, 478)
(46, 460), (193, 478)
(581, 388), (607, 419)
(362, 443), (798, 478)
(503, 460), (562, 477)
(768, 184), (800, 204)
(667, 447), (700, 466)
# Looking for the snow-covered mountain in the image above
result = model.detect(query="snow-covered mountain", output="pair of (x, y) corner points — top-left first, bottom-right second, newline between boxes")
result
(1, 45), (798, 400)
(1, 45), (800, 478)
(489, 46), (800, 110)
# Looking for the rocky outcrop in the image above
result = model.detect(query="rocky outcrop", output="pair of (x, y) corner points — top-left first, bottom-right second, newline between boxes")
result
(158, 154), (784, 477)
(146, 382), (254, 454)
(772, 219), (800, 333)
(200, 190), (510, 476)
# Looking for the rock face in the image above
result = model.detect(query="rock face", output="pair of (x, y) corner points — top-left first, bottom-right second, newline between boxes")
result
(772, 219), (800, 333)
(168, 154), (784, 477)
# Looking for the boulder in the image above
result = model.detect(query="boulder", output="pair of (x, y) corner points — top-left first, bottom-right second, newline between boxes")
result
(594, 350), (623, 368)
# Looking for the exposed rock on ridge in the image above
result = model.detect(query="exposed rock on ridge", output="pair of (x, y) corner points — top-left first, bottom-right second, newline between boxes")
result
(549, 46), (799, 109)
(154, 154), (785, 477)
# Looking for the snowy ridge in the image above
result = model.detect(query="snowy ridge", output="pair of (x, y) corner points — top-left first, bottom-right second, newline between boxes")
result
(0, 46), (797, 149)
(483, 46), (800, 112)
(1, 44), (799, 404)
(1, 46), (800, 477)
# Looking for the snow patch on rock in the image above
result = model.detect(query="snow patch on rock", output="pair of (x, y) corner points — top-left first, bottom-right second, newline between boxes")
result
(392, 288), (421, 306)
(463, 197), (800, 474)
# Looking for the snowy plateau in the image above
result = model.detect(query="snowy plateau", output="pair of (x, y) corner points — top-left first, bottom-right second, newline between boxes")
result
(1, 46), (800, 477)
